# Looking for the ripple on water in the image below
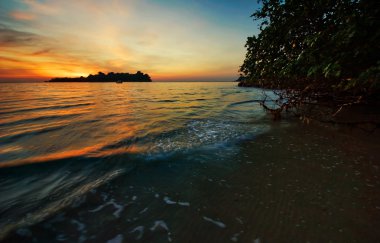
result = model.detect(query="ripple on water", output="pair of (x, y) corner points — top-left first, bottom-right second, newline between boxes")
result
(5, 83), (377, 242)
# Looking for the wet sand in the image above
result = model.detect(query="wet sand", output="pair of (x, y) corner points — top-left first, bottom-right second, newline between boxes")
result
(4, 119), (380, 242)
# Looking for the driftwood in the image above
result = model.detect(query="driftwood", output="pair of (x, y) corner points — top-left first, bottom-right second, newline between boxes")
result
(254, 87), (380, 133)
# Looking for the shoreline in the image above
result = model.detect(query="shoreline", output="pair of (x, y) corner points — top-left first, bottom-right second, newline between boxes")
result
(238, 80), (380, 130)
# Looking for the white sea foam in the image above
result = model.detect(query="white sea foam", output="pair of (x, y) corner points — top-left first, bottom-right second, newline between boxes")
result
(254, 238), (261, 243)
(163, 196), (190, 206)
(110, 200), (124, 218)
(230, 231), (244, 242)
(203, 216), (226, 228)
(163, 196), (176, 205)
(150, 220), (169, 231)
(88, 204), (107, 213)
(178, 201), (190, 206)
(235, 217), (244, 225)
(88, 199), (124, 218)
(150, 221), (172, 242)
(129, 226), (144, 240)
(139, 208), (148, 214)
(107, 234), (123, 243)
(152, 119), (268, 153)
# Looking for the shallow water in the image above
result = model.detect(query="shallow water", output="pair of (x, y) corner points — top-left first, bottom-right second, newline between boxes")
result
(0, 82), (379, 242)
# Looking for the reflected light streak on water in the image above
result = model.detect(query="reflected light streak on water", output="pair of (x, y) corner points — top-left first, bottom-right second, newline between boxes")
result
(0, 82), (379, 242)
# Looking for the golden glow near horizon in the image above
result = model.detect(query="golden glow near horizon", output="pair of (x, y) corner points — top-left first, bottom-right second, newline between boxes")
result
(0, 0), (259, 81)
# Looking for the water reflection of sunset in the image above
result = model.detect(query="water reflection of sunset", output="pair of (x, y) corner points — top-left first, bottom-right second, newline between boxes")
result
(0, 82), (256, 168)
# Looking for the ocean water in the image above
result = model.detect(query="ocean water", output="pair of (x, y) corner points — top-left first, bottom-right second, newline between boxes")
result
(0, 82), (379, 242)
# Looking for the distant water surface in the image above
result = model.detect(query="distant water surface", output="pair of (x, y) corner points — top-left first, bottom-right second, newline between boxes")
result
(0, 82), (379, 242)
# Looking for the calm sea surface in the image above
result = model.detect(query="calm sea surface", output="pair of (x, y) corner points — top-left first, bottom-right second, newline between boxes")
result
(0, 82), (379, 242)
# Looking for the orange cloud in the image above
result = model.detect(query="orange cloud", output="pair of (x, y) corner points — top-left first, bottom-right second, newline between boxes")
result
(10, 11), (36, 20)
(0, 0), (247, 82)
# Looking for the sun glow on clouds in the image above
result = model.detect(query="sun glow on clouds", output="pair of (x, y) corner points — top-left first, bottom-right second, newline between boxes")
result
(0, 0), (257, 81)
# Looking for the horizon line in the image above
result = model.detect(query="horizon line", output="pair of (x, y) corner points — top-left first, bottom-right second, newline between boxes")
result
(0, 80), (238, 83)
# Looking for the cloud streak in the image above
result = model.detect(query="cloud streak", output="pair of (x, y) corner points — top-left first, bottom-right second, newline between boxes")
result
(0, 0), (259, 81)
(0, 27), (37, 46)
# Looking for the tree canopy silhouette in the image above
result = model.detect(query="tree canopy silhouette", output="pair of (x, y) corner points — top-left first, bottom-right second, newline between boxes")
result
(47, 71), (152, 82)
(239, 0), (379, 118)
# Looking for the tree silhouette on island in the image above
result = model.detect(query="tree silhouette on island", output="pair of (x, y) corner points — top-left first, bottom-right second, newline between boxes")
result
(47, 71), (152, 82)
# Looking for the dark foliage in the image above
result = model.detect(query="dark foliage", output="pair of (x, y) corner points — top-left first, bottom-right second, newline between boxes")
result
(239, 0), (379, 112)
(47, 71), (152, 82)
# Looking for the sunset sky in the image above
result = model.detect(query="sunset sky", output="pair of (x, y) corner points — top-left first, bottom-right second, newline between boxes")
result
(0, 0), (260, 82)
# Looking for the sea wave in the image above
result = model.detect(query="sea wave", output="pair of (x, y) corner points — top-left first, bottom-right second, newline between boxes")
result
(0, 82), (270, 240)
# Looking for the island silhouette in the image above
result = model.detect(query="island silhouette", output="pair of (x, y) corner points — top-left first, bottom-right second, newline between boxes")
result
(46, 71), (152, 82)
